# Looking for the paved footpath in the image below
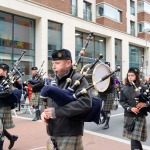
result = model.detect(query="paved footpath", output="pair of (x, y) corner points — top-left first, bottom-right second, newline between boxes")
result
(3, 117), (148, 150)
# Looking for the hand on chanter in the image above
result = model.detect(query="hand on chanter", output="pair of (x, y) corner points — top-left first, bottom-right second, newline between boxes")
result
(41, 112), (49, 126)
(131, 107), (139, 114)
(136, 102), (147, 110)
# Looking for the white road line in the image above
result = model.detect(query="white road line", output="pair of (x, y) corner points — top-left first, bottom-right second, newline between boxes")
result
(29, 146), (46, 150)
(84, 130), (150, 150)
(111, 113), (124, 117)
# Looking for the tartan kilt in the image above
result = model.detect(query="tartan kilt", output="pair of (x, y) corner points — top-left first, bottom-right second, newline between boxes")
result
(102, 93), (115, 111)
(123, 116), (147, 142)
(0, 107), (15, 129)
(30, 92), (43, 106)
(48, 136), (83, 150)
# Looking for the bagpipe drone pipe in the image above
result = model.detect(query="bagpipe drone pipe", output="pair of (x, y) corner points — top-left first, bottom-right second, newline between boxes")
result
(28, 61), (46, 85)
(131, 81), (150, 112)
(0, 50), (26, 108)
(40, 65), (120, 124)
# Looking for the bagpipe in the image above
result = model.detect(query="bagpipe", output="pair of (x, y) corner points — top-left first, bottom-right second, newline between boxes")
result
(40, 32), (121, 124)
(28, 61), (46, 85)
(0, 50), (26, 106)
(131, 81), (149, 104)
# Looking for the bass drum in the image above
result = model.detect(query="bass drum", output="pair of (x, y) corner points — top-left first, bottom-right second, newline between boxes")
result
(92, 63), (110, 92)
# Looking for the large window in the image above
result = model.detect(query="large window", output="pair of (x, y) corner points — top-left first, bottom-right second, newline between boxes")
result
(75, 31), (106, 70)
(83, 1), (92, 21)
(138, 22), (150, 32)
(96, 3), (122, 22)
(115, 39), (122, 78)
(130, 0), (135, 15)
(138, 1), (150, 14)
(129, 45), (144, 68)
(71, 0), (77, 16)
(48, 21), (62, 74)
(0, 11), (35, 78)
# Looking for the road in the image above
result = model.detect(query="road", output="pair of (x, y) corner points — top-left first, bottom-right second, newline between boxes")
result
(84, 105), (150, 148)
(10, 104), (150, 150)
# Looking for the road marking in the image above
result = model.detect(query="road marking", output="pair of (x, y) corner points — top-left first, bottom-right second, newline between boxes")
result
(84, 130), (150, 150)
(111, 113), (124, 117)
(29, 146), (46, 150)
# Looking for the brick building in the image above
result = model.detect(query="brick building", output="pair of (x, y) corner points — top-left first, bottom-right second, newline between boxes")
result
(0, 0), (150, 79)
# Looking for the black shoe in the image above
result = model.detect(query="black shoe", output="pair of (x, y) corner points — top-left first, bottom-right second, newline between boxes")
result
(102, 124), (109, 130)
(8, 135), (18, 149)
(32, 117), (39, 121)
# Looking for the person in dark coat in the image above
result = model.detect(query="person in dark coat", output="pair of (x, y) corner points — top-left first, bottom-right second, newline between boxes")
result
(99, 62), (115, 129)
(28, 66), (44, 121)
(41, 49), (92, 150)
(0, 63), (18, 150)
(120, 67), (150, 150)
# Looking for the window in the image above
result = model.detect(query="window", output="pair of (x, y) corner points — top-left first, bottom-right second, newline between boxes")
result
(130, 21), (135, 35)
(0, 11), (35, 78)
(97, 3), (122, 22)
(138, 22), (150, 32)
(138, 1), (150, 14)
(48, 21), (62, 74)
(129, 45), (144, 68)
(83, 1), (92, 21)
(71, 0), (77, 16)
(75, 31), (106, 70)
(130, 0), (135, 15)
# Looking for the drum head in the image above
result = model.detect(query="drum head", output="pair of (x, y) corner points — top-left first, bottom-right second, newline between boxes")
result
(80, 64), (93, 84)
(92, 64), (110, 92)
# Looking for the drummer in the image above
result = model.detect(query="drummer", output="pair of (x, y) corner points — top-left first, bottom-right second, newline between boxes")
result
(99, 62), (116, 129)
(41, 49), (92, 150)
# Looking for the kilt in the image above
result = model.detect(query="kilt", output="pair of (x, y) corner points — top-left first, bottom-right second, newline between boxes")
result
(0, 107), (15, 129)
(48, 136), (83, 150)
(30, 92), (43, 106)
(123, 116), (147, 142)
(101, 93), (115, 111)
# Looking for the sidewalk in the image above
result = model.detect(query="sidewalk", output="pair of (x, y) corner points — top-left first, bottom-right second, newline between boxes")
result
(2, 117), (146, 150)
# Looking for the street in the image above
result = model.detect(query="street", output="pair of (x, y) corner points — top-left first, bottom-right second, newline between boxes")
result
(7, 104), (150, 150)
(84, 105), (150, 148)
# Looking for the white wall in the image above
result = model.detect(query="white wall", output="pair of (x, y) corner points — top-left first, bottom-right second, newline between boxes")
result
(1, 0), (150, 79)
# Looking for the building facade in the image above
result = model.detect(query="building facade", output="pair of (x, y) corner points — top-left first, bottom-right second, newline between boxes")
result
(0, 0), (150, 80)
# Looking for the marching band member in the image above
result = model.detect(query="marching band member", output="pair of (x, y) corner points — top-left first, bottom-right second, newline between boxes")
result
(0, 63), (18, 150)
(120, 67), (150, 150)
(41, 49), (92, 150)
(99, 62), (116, 130)
(28, 67), (44, 121)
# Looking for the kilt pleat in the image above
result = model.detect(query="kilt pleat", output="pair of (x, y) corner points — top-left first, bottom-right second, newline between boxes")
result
(48, 136), (83, 150)
(0, 107), (15, 129)
(102, 93), (115, 111)
(30, 93), (43, 106)
(123, 116), (147, 142)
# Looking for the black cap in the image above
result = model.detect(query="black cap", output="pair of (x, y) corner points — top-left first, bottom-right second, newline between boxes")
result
(31, 67), (38, 70)
(52, 49), (72, 61)
(105, 62), (110, 66)
(128, 67), (139, 75)
(0, 63), (9, 72)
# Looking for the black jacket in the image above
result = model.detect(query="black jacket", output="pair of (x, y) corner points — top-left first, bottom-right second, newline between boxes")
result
(120, 83), (149, 117)
(46, 69), (92, 136)
(0, 76), (12, 108)
(28, 75), (44, 93)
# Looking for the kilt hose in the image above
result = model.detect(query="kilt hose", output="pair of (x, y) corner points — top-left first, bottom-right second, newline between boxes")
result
(102, 93), (115, 111)
(0, 107), (15, 129)
(123, 116), (147, 142)
(48, 136), (83, 150)
(30, 92), (43, 106)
